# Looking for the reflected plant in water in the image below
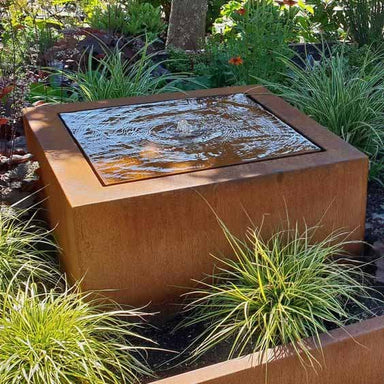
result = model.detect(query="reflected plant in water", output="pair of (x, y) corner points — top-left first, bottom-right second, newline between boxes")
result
(178, 222), (373, 367)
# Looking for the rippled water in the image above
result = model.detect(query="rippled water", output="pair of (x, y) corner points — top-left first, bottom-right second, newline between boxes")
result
(60, 94), (320, 185)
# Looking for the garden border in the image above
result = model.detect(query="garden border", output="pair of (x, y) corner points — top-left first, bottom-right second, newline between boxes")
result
(150, 315), (384, 384)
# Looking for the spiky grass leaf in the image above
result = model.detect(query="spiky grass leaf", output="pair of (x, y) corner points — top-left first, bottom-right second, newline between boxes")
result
(0, 205), (59, 293)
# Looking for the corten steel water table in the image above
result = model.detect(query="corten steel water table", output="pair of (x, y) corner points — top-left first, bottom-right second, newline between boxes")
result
(24, 85), (368, 307)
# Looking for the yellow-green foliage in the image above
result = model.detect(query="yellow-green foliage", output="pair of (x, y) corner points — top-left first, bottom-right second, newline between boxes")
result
(0, 283), (154, 383)
(179, 223), (372, 367)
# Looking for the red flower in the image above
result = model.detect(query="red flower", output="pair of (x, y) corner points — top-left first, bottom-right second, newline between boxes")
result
(0, 85), (13, 99)
(0, 117), (9, 126)
(235, 8), (246, 15)
(37, 70), (49, 80)
(228, 56), (244, 66)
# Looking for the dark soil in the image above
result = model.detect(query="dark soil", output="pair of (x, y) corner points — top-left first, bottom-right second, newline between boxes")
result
(141, 314), (230, 383)
(141, 281), (384, 383)
(365, 182), (384, 245)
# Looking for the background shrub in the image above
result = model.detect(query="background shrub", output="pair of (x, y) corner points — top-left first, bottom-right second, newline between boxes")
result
(341, 0), (384, 47)
(196, 0), (295, 87)
(88, 1), (165, 39)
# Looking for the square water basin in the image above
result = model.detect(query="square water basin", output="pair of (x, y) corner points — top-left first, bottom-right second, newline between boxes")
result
(59, 93), (320, 185)
(24, 86), (368, 307)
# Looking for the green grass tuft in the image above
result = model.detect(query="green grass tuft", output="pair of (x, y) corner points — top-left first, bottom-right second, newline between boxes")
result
(62, 38), (192, 102)
(264, 48), (384, 180)
(0, 205), (59, 293)
(178, 223), (373, 367)
(0, 282), (155, 384)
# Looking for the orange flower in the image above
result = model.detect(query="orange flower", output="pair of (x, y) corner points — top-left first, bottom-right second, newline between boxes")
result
(228, 56), (244, 66)
(235, 8), (246, 15)
(33, 100), (47, 107)
(0, 117), (9, 126)
(0, 85), (13, 99)
(277, 0), (298, 6)
(13, 24), (26, 31)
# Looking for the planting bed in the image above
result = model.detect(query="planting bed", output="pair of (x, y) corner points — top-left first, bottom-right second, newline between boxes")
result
(24, 85), (368, 307)
(142, 279), (384, 379)
(143, 314), (384, 384)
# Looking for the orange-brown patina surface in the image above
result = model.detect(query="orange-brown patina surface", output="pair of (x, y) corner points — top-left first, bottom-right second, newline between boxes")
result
(24, 85), (368, 307)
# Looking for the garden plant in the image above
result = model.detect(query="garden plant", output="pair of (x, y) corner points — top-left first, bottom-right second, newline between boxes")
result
(264, 47), (384, 182)
(0, 282), (154, 383)
(178, 223), (373, 366)
(0, 203), (59, 294)
(56, 39), (191, 102)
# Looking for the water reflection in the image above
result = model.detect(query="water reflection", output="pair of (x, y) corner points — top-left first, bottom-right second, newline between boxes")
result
(60, 94), (320, 185)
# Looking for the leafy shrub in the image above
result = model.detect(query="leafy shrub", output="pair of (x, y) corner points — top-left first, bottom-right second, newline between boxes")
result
(124, 1), (165, 37)
(0, 0), (86, 69)
(0, 205), (59, 293)
(136, 0), (171, 21)
(89, 1), (165, 39)
(0, 282), (154, 383)
(179, 223), (372, 365)
(166, 42), (238, 88)
(164, 48), (213, 90)
(206, 0), (228, 31)
(293, 0), (345, 42)
(59, 40), (190, 102)
(264, 49), (384, 180)
(0, 19), (61, 72)
(341, 0), (384, 47)
(88, 3), (127, 35)
(297, 0), (384, 46)
(140, 0), (224, 29)
(199, 0), (295, 87)
(166, 47), (197, 73)
(333, 43), (378, 69)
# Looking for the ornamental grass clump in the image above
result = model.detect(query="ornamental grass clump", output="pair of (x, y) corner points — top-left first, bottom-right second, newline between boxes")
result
(265, 50), (384, 179)
(0, 205), (59, 293)
(0, 283), (154, 384)
(179, 224), (372, 366)
(62, 39), (190, 102)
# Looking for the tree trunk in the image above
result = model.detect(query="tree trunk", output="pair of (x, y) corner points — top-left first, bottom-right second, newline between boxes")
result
(166, 0), (208, 50)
